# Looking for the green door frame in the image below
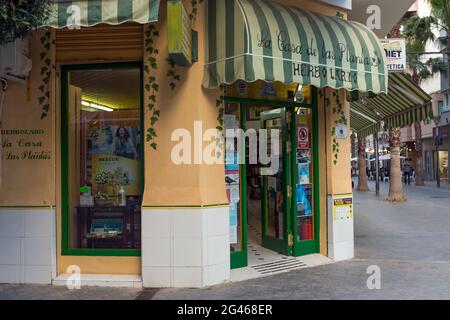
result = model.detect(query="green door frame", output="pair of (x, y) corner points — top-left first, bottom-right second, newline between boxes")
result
(291, 88), (321, 256)
(260, 107), (291, 255)
(225, 92), (320, 268)
(230, 105), (248, 269)
(60, 61), (143, 257)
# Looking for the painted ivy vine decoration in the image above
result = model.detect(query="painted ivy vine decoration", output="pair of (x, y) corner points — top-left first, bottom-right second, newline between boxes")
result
(166, 57), (181, 90)
(330, 90), (348, 165)
(189, 0), (204, 22)
(215, 86), (225, 159)
(38, 29), (52, 119)
(144, 24), (161, 150)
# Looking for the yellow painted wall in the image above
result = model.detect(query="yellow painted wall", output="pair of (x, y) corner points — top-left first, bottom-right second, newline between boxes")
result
(142, 1), (227, 207)
(0, 30), (55, 206)
(325, 89), (353, 195)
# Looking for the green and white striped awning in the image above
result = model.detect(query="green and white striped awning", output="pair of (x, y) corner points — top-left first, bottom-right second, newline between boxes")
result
(350, 73), (433, 137)
(203, 0), (388, 94)
(45, 0), (160, 28)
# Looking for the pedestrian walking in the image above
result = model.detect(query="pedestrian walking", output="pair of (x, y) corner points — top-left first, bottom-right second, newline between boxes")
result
(403, 160), (412, 185)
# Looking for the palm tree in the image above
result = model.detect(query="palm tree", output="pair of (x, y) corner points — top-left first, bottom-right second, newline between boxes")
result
(402, 0), (449, 186)
(386, 128), (407, 202)
(356, 136), (369, 192)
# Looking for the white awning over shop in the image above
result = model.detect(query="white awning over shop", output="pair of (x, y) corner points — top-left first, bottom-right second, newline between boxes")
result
(203, 0), (388, 94)
(45, 0), (160, 28)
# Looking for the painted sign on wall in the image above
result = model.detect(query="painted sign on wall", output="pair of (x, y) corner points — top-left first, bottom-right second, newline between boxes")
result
(1, 128), (51, 161)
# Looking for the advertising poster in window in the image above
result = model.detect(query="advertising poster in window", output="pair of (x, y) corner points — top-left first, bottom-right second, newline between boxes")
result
(90, 124), (141, 196)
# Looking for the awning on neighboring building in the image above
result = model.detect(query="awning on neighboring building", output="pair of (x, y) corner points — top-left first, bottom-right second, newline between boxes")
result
(347, 0), (417, 38)
(350, 73), (433, 137)
(203, 0), (388, 94)
(45, 0), (160, 28)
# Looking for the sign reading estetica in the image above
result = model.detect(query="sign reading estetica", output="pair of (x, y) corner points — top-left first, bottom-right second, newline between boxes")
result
(380, 38), (406, 72)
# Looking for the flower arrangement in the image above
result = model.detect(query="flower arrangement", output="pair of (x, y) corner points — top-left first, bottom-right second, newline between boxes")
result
(93, 168), (132, 205)
(94, 170), (114, 186)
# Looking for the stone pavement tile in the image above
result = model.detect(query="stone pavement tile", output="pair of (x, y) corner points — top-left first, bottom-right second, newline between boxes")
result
(1, 181), (450, 300)
(153, 182), (450, 300)
(152, 259), (450, 300)
(0, 284), (141, 300)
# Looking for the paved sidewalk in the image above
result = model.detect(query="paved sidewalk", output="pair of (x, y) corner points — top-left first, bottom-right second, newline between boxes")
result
(423, 180), (450, 191)
(153, 181), (450, 300)
(1, 180), (450, 299)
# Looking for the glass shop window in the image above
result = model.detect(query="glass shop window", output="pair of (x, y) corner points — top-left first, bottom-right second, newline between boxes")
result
(66, 67), (142, 250)
(224, 102), (243, 253)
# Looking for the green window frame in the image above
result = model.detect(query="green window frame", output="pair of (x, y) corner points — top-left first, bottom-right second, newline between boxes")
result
(60, 62), (144, 257)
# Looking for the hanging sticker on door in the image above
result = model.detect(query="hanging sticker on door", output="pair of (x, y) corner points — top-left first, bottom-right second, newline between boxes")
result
(297, 126), (309, 149)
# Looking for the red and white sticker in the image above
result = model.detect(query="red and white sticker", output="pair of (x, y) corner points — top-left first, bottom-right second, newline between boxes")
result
(297, 126), (309, 149)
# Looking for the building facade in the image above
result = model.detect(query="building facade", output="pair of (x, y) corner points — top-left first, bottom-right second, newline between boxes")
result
(0, 0), (389, 288)
(400, 0), (449, 183)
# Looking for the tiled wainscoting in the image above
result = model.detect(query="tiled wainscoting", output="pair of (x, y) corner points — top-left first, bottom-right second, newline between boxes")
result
(0, 208), (56, 284)
(141, 206), (230, 288)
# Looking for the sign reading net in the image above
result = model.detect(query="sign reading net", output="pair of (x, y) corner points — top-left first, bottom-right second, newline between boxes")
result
(380, 38), (406, 72)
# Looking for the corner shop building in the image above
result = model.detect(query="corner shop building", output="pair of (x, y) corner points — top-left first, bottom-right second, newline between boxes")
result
(0, 0), (387, 287)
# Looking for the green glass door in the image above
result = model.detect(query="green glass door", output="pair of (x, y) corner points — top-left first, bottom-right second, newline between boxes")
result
(291, 106), (320, 256)
(260, 108), (292, 256)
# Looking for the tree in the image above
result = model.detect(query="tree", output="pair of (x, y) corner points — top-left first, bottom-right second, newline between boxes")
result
(402, 0), (449, 186)
(356, 136), (369, 192)
(386, 128), (407, 202)
(0, 0), (52, 47)
(414, 122), (424, 185)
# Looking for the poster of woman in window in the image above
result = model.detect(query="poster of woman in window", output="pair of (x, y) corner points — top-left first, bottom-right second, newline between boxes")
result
(113, 126), (139, 160)
(89, 124), (141, 196)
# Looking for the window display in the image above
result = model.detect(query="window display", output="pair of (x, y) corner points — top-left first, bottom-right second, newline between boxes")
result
(65, 67), (142, 250)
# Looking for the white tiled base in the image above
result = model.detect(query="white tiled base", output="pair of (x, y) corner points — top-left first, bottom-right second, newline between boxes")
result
(141, 206), (230, 288)
(328, 241), (354, 262)
(52, 274), (143, 288)
(0, 208), (56, 284)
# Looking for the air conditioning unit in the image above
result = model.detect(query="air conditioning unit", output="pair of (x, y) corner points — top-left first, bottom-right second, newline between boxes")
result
(0, 37), (32, 84)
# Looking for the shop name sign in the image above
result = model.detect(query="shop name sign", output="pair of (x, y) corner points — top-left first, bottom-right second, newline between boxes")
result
(380, 38), (406, 72)
(1, 128), (51, 161)
(257, 28), (384, 85)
